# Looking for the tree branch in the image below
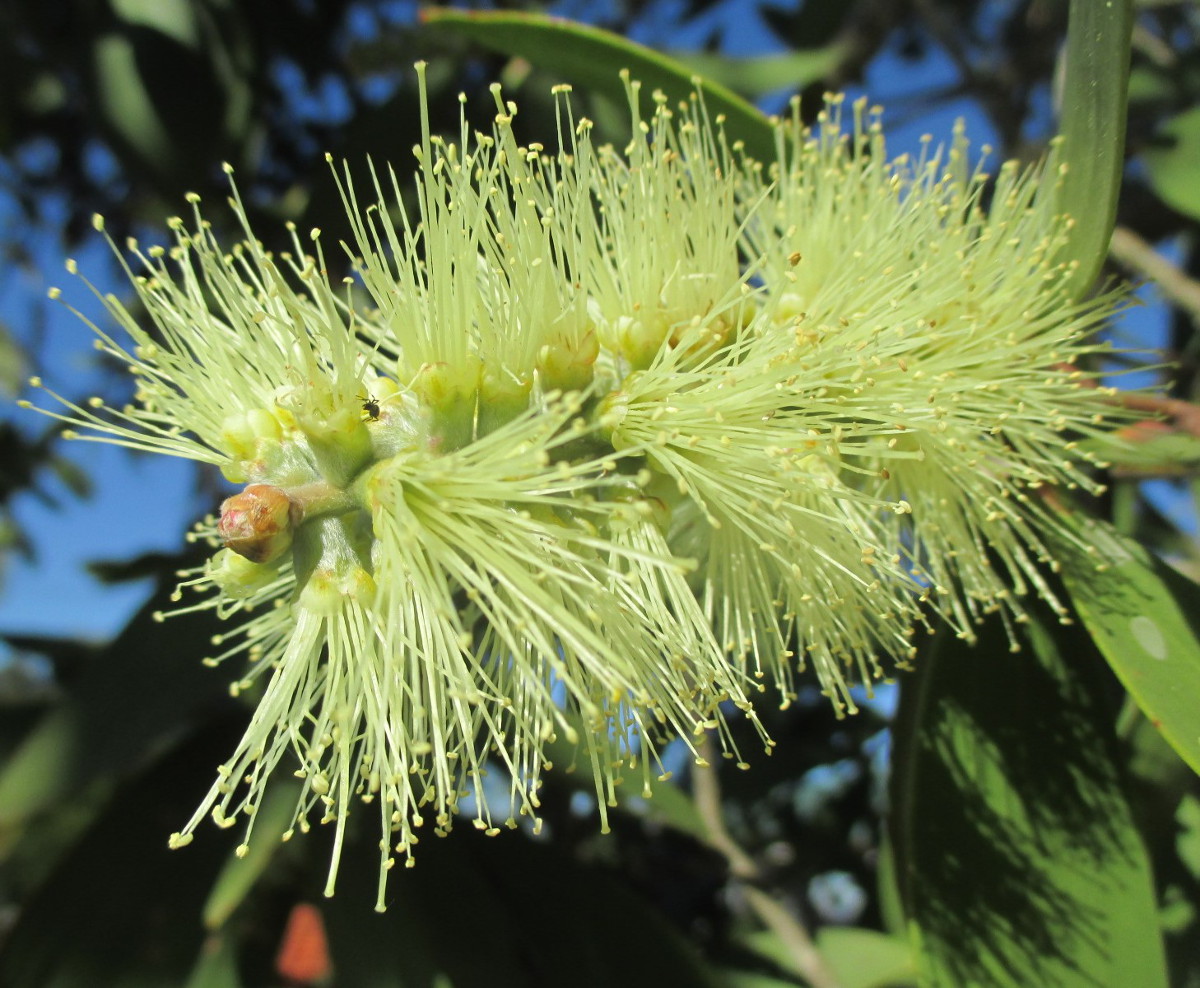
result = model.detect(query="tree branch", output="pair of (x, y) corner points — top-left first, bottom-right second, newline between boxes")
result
(1117, 393), (1200, 438)
(693, 736), (843, 988)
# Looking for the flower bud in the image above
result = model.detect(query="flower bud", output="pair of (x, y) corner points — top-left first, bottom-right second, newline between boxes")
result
(610, 311), (671, 370)
(207, 548), (279, 598)
(536, 329), (599, 392)
(410, 358), (483, 449)
(477, 365), (532, 436)
(295, 405), (374, 489)
(218, 484), (297, 563)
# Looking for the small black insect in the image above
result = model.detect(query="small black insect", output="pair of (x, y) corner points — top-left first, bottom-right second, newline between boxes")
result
(358, 394), (380, 421)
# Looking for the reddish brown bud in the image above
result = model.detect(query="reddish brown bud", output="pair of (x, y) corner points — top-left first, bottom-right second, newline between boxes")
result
(218, 483), (297, 563)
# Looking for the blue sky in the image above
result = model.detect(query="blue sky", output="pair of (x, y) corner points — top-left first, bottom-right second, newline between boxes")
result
(0, 226), (208, 639)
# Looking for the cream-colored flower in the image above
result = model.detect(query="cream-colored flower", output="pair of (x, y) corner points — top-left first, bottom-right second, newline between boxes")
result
(23, 66), (1132, 909)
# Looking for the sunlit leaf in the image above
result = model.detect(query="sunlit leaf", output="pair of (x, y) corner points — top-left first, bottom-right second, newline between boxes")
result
(1059, 519), (1200, 775)
(816, 927), (917, 988)
(726, 926), (914, 988)
(723, 931), (815, 988)
(1124, 701), (1197, 794)
(1142, 105), (1200, 221)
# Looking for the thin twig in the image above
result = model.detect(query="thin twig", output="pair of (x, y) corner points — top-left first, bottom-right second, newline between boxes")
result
(1130, 22), (1177, 69)
(1109, 225), (1200, 327)
(693, 735), (843, 988)
(1117, 392), (1200, 437)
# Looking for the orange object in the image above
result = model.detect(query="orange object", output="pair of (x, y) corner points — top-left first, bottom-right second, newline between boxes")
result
(274, 902), (332, 985)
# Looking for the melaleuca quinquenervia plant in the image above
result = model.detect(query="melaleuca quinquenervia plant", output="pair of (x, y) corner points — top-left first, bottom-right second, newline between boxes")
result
(22, 65), (1133, 910)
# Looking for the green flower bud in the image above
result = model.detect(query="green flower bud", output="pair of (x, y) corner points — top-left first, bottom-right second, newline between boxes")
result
(207, 548), (281, 599)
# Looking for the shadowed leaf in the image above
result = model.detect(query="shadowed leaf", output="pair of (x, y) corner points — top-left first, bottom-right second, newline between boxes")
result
(890, 608), (1167, 986)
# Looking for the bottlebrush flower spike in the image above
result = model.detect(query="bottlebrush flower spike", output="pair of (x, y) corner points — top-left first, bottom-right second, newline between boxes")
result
(23, 65), (1134, 910)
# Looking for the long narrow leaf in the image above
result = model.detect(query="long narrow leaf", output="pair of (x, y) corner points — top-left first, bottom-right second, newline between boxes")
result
(890, 611), (1167, 986)
(0, 728), (239, 987)
(202, 779), (305, 929)
(420, 8), (776, 162)
(666, 47), (845, 98)
(1056, 0), (1134, 300)
(1059, 519), (1200, 775)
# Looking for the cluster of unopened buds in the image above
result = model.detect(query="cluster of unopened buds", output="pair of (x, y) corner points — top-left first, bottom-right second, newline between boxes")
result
(24, 64), (1131, 908)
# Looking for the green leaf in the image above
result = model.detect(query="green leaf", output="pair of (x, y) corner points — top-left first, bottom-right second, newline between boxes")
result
(0, 319), (26, 397)
(0, 727), (239, 987)
(619, 773), (709, 843)
(90, 0), (253, 188)
(664, 47), (845, 98)
(726, 927), (914, 988)
(1143, 105), (1200, 221)
(874, 832), (908, 939)
(1083, 427), (1200, 476)
(889, 610), (1168, 987)
(1126, 64), (1175, 105)
(420, 9), (776, 163)
(202, 779), (304, 929)
(723, 930), (817, 988)
(0, 553), (232, 847)
(1059, 519), (1200, 775)
(183, 934), (244, 988)
(540, 715), (709, 841)
(816, 927), (917, 988)
(1179, 795), (1200, 880)
(1123, 699), (1197, 794)
(1056, 0), (1133, 300)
